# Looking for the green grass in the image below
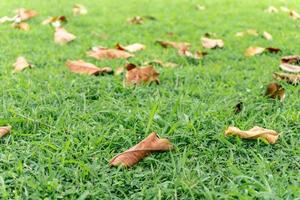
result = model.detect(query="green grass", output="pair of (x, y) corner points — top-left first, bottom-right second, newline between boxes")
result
(1, 0), (300, 199)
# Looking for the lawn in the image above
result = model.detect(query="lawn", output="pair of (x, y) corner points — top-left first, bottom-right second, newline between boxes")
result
(1, 0), (300, 199)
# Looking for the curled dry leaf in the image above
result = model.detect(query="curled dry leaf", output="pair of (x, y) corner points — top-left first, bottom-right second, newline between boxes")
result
(0, 126), (11, 138)
(289, 10), (300, 20)
(265, 83), (285, 101)
(66, 60), (112, 75)
(124, 64), (159, 86)
(265, 6), (278, 13)
(87, 46), (134, 60)
(280, 55), (300, 73)
(13, 56), (32, 72)
(201, 37), (224, 49)
(116, 43), (145, 53)
(127, 16), (143, 24)
(225, 126), (279, 144)
(178, 49), (207, 60)
(156, 40), (190, 51)
(263, 31), (272, 40)
(73, 4), (88, 16)
(12, 22), (30, 31)
(15, 8), (38, 21)
(144, 60), (178, 68)
(54, 27), (76, 44)
(42, 16), (67, 27)
(273, 72), (300, 84)
(110, 132), (173, 167)
(244, 46), (280, 57)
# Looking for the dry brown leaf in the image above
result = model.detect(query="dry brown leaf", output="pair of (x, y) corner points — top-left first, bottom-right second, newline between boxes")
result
(66, 60), (112, 75)
(156, 40), (190, 51)
(273, 72), (300, 84)
(144, 60), (178, 68)
(201, 37), (224, 49)
(13, 56), (32, 72)
(225, 126), (279, 144)
(15, 8), (38, 21)
(265, 83), (285, 101)
(280, 55), (300, 73)
(265, 47), (281, 54)
(12, 22), (30, 31)
(265, 6), (278, 13)
(127, 16), (143, 24)
(178, 49), (207, 60)
(73, 4), (88, 16)
(54, 27), (76, 44)
(263, 31), (273, 40)
(42, 16), (67, 27)
(0, 126), (11, 138)
(116, 43), (146, 53)
(124, 64), (159, 86)
(110, 132), (172, 167)
(289, 10), (300, 20)
(87, 46), (134, 60)
(244, 46), (265, 57)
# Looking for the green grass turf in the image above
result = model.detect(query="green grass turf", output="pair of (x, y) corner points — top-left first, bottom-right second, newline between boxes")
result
(1, 0), (300, 199)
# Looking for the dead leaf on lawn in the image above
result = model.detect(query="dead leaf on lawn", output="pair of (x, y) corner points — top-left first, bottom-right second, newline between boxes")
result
(66, 60), (112, 75)
(178, 49), (207, 60)
(0, 126), (11, 138)
(15, 8), (38, 21)
(244, 46), (280, 57)
(273, 72), (300, 84)
(42, 16), (67, 27)
(144, 60), (178, 68)
(156, 40), (190, 51)
(265, 83), (285, 101)
(54, 27), (76, 44)
(289, 10), (300, 20)
(87, 46), (134, 60)
(73, 4), (88, 16)
(116, 43), (145, 53)
(225, 126), (279, 144)
(110, 132), (173, 167)
(280, 55), (300, 73)
(265, 6), (278, 13)
(235, 29), (259, 37)
(13, 56), (32, 72)
(115, 67), (125, 75)
(127, 16), (143, 24)
(201, 37), (224, 49)
(0, 16), (16, 24)
(12, 22), (30, 31)
(263, 31), (273, 40)
(124, 64), (159, 86)
(196, 5), (206, 11)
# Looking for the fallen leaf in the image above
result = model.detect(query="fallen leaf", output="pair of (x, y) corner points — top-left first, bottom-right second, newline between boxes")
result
(234, 102), (243, 114)
(289, 10), (300, 19)
(225, 126), (279, 144)
(12, 22), (30, 31)
(116, 43), (146, 53)
(178, 49), (207, 60)
(73, 4), (88, 16)
(156, 40), (190, 51)
(124, 64), (159, 85)
(115, 67), (125, 75)
(0, 126), (11, 138)
(265, 6), (278, 13)
(280, 55), (300, 73)
(15, 8), (38, 21)
(54, 27), (76, 44)
(280, 6), (290, 12)
(87, 46), (134, 60)
(109, 132), (172, 167)
(244, 46), (265, 57)
(0, 16), (16, 24)
(244, 46), (280, 57)
(196, 5), (206, 11)
(263, 31), (273, 40)
(235, 29), (259, 37)
(13, 56), (32, 72)
(144, 60), (178, 68)
(201, 37), (224, 49)
(265, 83), (285, 101)
(127, 16), (143, 24)
(273, 72), (300, 84)
(66, 60), (112, 75)
(42, 16), (67, 27)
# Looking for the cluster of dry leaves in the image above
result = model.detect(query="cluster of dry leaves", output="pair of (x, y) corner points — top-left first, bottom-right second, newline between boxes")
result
(2, 4), (300, 167)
